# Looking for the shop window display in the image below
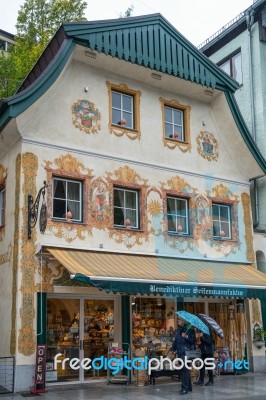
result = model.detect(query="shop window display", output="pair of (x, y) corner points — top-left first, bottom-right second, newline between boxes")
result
(132, 297), (176, 352)
(46, 298), (80, 382)
(46, 298), (115, 383)
(83, 299), (114, 380)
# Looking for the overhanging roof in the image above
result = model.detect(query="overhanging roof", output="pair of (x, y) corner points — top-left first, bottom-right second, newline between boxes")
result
(1, 14), (266, 173)
(46, 247), (266, 299)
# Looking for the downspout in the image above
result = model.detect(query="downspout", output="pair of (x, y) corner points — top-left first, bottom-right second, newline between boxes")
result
(252, 178), (259, 229)
(246, 9), (255, 139)
(246, 10), (259, 228)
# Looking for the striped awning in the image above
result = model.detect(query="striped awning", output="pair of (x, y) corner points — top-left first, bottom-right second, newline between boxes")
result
(46, 247), (266, 299)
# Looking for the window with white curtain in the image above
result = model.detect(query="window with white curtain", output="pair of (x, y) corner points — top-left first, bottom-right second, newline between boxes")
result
(113, 187), (139, 229)
(212, 203), (231, 239)
(167, 196), (189, 234)
(0, 187), (5, 227)
(218, 51), (242, 85)
(52, 177), (82, 222)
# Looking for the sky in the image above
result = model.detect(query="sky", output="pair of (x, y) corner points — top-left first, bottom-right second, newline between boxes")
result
(1, 0), (254, 47)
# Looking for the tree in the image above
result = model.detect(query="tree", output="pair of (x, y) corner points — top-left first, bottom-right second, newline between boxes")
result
(0, 0), (87, 100)
(120, 4), (134, 18)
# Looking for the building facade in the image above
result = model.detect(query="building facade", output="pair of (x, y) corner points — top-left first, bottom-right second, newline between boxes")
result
(200, 0), (266, 302)
(1, 14), (266, 392)
(0, 29), (15, 54)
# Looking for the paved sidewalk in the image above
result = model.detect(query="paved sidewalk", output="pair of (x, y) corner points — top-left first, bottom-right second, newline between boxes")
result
(2, 373), (266, 399)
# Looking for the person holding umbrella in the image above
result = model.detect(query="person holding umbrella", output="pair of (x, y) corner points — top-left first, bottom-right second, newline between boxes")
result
(194, 331), (214, 386)
(170, 317), (196, 395)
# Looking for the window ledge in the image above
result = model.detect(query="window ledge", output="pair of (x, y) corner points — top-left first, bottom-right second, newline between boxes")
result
(51, 219), (84, 225)
(213, 237), (237, 242)
(110, 124), (140, 140)
(167, 232), (193, 238)
(113, 227), (143, 233)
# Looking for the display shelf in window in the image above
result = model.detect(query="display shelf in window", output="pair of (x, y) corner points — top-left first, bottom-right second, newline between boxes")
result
(107, 342), (130, 385)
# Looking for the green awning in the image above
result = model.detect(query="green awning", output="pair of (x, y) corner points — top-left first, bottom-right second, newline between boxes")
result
(46, 247), (266, 299)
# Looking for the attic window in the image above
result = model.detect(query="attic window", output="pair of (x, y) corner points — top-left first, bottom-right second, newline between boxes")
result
(106, 81), (141, 140)
(160, 97), (191, 152)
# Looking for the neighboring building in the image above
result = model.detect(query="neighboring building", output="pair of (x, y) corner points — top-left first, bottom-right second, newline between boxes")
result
(200, 0), (266, 332)
(0, 29), (15, 55)
(1, 14), (266, 392)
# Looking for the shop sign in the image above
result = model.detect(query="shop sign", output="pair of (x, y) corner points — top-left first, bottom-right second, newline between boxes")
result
(149, 284), (245, 298)
(32, 345), (47, 393)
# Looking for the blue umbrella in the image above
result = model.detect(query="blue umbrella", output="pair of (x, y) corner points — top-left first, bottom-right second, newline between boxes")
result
(176, 310), (210, 335)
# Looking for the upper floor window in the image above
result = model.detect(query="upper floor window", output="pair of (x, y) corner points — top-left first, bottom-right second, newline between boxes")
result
(218, 51), (242, 85)
(160, 97), (191, 151)
(52, 177), (82, 222)
(0, 187), (5, 227)
(164, 106), (184, 141)
(167, 196), (189, 235)
(112, 91), (134, 129)
(106, 81), (141, 140)
(212, 203), (231, 239)
(113, 187), (139, 229)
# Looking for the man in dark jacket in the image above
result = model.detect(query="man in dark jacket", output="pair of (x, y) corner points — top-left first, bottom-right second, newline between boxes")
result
(194, 332), (214, 386)
(170, 318), (196, 395)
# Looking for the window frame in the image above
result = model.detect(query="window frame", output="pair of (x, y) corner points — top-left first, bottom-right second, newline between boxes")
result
(106, 81), (141, 140)
(166, 195), (190, 235)
(218, 49), (242, 85)
(52, 176), (83, 223)
(113, 186), (140, 230)
(0, 186), (5, 228)
(160, 97), (191, 151)
(212, 202), (232, 240)
(111, 90), (134, 129)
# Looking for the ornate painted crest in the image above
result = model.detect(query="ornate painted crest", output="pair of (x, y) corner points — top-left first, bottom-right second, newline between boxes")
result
(196, 131), (218, 161)
(72, 99), (101, 134)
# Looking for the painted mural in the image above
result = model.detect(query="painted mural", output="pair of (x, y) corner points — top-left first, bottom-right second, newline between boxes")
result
(89, 178), (112, 229)
(0, 163), (7, 240)
(46, 154), (93, 242)
(196, 131), (219, 161)
(10, 155), (21, 355)
(106, 166), (153, 249)
(43, 153), (250, 260)
(18, 153), (38, 356)
(241, 193), (255, 263)
(72, 99), (101, 134)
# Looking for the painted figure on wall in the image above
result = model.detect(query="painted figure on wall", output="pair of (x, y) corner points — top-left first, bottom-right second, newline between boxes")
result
(72, 99), (101, 134)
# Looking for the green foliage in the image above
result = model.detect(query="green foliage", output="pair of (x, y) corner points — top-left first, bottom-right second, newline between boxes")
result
(254, 326), (265, 341)
(120, 4), (134, 18)
(0, 0), (87, 100)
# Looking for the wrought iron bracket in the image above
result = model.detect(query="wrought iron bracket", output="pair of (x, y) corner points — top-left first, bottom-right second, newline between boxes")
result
(28, 181), (48, 239)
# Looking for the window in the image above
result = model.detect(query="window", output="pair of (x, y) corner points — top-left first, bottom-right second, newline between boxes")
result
(112, 91), (134, 129)
(113, 187), (139, 229)
(160, 98), (191, 151)
(0, 187), (5, 227)
(167, 196), (189, 234)
(106, 81), (141, 139)
(52, 178), (82, 222)
(164, 106), (184, 141)
(212, 203), (231, 239)
(218, 51), (242, 85)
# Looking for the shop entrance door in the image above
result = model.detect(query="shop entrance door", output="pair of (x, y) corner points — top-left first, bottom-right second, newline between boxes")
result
(46, 296), (115, 384)
(82, 299), (115, 381)
(46, 298), (81, 383)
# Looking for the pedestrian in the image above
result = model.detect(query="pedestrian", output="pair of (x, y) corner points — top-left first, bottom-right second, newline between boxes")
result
(194, 332), (214, 386)
(170, 318), (196, 395)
